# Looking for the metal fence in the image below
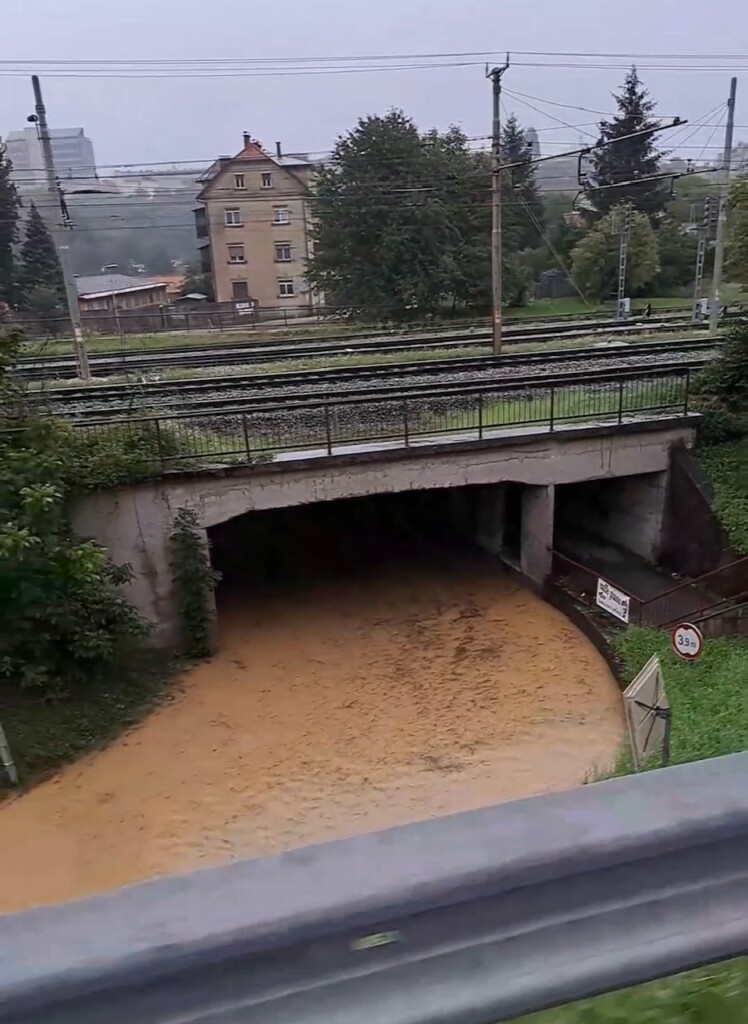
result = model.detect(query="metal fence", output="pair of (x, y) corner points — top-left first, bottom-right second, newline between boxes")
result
(638, 556), (748, 627)
(68, 366), (693, 470)
(553, 549), (748, 630)
(551, 550), (645, 622)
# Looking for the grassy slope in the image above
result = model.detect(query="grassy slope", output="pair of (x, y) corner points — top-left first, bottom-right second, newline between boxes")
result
(0, 649), (176, 787)
(698, 439), (748, 555)
(517, 629), (748, 1023)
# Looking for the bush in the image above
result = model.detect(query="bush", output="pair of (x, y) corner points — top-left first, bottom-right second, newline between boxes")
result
(693, 317), (748, 412)
(694, 401), (748, 447)
(65, 419), (185, 491)
(0, 329), (151, 702)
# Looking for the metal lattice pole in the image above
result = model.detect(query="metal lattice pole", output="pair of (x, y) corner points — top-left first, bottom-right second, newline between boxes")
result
(615, 202), (632, 321)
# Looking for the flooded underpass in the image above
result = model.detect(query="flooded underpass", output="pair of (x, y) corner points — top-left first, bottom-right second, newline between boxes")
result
(0, 487), (625, 913)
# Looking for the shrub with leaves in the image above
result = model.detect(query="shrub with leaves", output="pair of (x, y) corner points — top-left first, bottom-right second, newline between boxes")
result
(694, 316), (748, 413)
(0, 327), (149, 699)
(169, 508), (220, 659)
(693, 317), (748, 446)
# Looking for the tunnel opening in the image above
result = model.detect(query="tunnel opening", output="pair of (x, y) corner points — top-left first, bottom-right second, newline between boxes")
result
(502, 483), (523, 566)
(553, 471), (668, 596)
(208, 487), (486, 600)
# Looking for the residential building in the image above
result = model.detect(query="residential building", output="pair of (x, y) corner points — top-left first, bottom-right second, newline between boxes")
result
(194, 134), (316, 310)
(75, 274), (168, 312)
(5, 127), (97, 191)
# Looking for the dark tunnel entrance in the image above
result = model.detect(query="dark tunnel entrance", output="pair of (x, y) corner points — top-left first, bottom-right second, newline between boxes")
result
(208, 487), (488, 599)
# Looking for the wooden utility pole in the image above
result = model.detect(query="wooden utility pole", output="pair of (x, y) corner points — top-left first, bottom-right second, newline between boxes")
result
(488, 57), (509, 354)
(31, 75), (90, 380)
(709, 76), (737, 333)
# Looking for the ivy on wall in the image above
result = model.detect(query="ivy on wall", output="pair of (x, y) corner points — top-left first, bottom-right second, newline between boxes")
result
(168, 508), (221, 659)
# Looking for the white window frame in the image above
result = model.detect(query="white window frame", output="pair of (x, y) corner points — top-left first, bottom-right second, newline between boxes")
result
(273, 206), (290, 225)
(274, 242), (292, 262)
(234, 172), (246, 189)
(228, 244), (246, 264)
(225, 208), (242, 226)
(277, 279), (295, 297)
(261, 172), (273, 189)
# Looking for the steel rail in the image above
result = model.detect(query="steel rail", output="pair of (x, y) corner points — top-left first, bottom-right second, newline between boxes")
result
(37, 337), (719, 406)
(55, 361), (699, 422)
(20, 308), (690, 363)
(17, 315), (707, 380)
(2, 753), (746, 1024)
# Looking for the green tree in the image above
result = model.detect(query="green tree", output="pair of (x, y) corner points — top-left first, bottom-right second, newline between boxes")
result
(502, 114), (544, 248)
(0, 326), (148, 698)
(18, 202), (64, 308)
(307, 110), (527, 319)
(571, 204), (660, 300)
(585, 67), (666, 219)
(649, 215), (699, 293)
(181, 264), (215, 301)
(727, 174), (748, 287)
(0, 137), (20, 306)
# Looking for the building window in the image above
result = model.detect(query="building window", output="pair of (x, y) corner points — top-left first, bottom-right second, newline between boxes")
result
(275, 242), (292, 262)
(234, 173), (245, 189)
(261, 172), (273, 189)
(278, 279), (295, 297)
(225, 208), (242, 226)
(232, 280), (249, 300)
(273, 206), (290, 225)
(228, 244), (245, 264)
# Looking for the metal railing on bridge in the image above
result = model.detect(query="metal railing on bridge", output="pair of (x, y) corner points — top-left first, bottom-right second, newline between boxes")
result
(62, 365), (694, 471)
(2, 753), (747, 1024)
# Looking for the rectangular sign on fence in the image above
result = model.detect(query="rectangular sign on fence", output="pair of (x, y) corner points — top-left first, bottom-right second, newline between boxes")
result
(596, 578), (631, 623)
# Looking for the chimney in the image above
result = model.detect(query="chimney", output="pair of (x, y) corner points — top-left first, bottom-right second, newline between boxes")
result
(275, 141), (282, 158)
(243, 132), (251, 148)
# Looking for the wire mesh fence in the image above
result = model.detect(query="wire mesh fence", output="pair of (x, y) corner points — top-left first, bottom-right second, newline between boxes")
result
(53, 367), (692, 471)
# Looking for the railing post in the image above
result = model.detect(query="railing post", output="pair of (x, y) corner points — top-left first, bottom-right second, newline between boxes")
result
(549, 385), (555, 431)
(403, 398), (410, 446)
(324, 405), (333, 455)
(683, 368), (690, 414)
(618, 379), (625, 424)
(242, 413), (252, 462)
(154, 418), (165, 469)
(478, 392), (484, 440)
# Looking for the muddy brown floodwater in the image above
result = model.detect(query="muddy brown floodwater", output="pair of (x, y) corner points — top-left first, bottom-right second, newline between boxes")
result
(0, 563), (624, 913)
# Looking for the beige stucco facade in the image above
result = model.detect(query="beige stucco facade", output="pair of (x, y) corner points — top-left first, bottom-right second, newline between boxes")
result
(196, 136), (316, 311)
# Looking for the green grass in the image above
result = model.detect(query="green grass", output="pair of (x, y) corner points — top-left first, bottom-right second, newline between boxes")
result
(500, 295), (690, 320)
(519, 958), (748, 1024)
(21, 295), (695, 359)
(34, 329), (709, 388)
(0, 647), (176, 786)
(514, 628), (748, 1023)
(699, 439), (748, 554)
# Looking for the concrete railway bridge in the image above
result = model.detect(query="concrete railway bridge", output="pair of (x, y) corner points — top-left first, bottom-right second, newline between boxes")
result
(71, 415), (703, 644)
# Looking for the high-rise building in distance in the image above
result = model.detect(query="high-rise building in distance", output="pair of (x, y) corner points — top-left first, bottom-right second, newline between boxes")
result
(4, 127), (97, 191)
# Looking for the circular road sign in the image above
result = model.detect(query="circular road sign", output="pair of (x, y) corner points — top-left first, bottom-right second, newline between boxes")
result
(671, 622), (704, 661)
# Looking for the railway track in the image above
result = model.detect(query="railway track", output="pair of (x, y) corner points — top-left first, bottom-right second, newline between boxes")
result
(43, 338), (716, 421)
(19, 312), (704, 381)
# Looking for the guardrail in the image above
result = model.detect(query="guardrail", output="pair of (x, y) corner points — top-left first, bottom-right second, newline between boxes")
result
(2, 753), (747, 1024)
(60, 365), (693, 470)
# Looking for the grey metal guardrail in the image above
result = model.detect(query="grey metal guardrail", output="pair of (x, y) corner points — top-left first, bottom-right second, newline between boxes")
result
(2, 753), (747, 1024)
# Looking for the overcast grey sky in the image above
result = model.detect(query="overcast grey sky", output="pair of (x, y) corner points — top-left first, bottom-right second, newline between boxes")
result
(1, 0), (746, 168)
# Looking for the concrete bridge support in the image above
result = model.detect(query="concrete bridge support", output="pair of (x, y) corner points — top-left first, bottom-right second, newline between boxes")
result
(521, 484), (556, 584)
